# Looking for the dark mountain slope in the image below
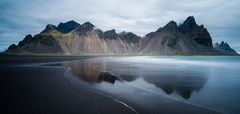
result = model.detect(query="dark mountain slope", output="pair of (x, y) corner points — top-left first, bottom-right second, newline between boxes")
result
(214, 41), (238, 55)
(5, 16), (236, 55)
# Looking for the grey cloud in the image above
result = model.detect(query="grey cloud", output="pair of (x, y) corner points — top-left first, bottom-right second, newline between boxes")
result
(0, 0), (239, 52)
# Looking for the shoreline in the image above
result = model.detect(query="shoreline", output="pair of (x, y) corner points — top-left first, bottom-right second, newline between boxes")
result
(0, 56), (223, 114)
(1, 51), (239, 57)
(0, 54), (239, 65)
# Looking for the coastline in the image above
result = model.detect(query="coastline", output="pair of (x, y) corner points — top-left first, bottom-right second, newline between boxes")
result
(0, 56), (223, 114)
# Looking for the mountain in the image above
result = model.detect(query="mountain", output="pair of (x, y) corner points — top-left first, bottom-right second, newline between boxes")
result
(139, 19), (219, 55)
(5, 16), (237, 55)
(6, 33), (63, 54)
(178, 16), (213, 47)
(57, 20), (80, 33)
(214, 41), (238, 55)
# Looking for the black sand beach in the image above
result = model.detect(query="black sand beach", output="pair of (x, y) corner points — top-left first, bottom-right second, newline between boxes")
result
(0, 56), (222, 114)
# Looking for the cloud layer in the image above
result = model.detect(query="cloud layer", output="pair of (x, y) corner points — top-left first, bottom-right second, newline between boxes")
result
(0, 0), (239, 51)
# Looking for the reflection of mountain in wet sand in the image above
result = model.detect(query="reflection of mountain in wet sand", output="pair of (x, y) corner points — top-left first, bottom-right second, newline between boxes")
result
(67, 60), (119, 84)
(143, 73), (207, 99)
(66, 59), (208, 99)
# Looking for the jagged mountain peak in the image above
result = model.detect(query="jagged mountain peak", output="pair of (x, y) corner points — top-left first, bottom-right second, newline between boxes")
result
(186, 16), (196, 22)
(216, 41), (231, 49)
(220, 41), (228, 45)
(59, 20), (79, 25)
(178, 16), (213, 47)
(103, 29), (119, 39)
(178, 16), (197, 34)
(46, 24), (56, 28)
(74, 22), (96, 36)
(18, 34), (33, 47)
(119, 31), (134, 35)
(7, 44), (19, 50)
(82, 22), (95, 30)
(57, 20), (80, 33)
(73, 22), (96, 36)
(105, 29), (117, 34)
(184, 16), (196, 25)
(118, 31), (140, 44)
(214, 41), (238, 55)
(162, 21), (177, 31)
(41, 24), (58, 33)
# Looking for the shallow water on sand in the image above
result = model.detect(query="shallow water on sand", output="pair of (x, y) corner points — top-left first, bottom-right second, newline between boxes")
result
(59, 56), (240, 114)
(1, 56), (239, 114)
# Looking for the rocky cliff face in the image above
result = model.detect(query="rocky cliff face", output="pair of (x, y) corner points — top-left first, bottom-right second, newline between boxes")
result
(139, 18), (220, 55)
(5, 16), (236, 55)
(6, 33), (63, 54)
(178, 16), (213, 47)
(214, 41), (238, 55)
(57, 20), (80, 33)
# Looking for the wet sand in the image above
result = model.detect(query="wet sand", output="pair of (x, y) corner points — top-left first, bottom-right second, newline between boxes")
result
(0, 56), (222, 114)
(0, 55), (94, 65)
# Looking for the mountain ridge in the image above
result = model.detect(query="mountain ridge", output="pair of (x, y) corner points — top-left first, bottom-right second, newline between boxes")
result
(214, 41), (238, 55)
(5, 16), (238, 55)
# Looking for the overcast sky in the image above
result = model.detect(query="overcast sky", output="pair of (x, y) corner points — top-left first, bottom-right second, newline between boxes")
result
(0, 0), (239, 52)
